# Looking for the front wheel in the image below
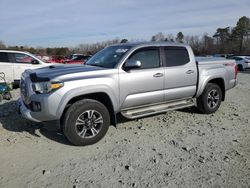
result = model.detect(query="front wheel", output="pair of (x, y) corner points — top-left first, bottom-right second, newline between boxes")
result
(63, 99), (110, 146)
(197, 83), (222, 114)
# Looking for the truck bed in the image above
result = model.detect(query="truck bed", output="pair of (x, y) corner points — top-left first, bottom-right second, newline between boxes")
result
(196, 56), (235, 65)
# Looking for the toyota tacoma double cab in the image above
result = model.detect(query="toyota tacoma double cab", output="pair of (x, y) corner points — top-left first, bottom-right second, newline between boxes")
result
(18, 42), (238, 146)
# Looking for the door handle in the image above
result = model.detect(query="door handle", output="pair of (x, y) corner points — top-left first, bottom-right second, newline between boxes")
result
(186, 70), (194, 74)
(153, 73), (164, 77)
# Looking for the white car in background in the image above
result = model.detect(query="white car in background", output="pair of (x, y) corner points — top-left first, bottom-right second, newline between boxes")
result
(228, 56), (250, 71)
(0, 50), (50, 85)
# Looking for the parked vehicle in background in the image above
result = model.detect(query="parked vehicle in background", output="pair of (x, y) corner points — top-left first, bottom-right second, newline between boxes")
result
(213, 54), (233, 58)
(18, 42), (238, 146)
(47, 55), (66, 64)
(64, 55), (91, 64)
(227, 56), (250, 71)
(36, 55), (50, 62)
(0, 50), (50, 85)
(68, 54), (84, 60)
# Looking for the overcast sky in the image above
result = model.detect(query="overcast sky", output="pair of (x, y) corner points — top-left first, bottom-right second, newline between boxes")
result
(0, 0), (249, 47)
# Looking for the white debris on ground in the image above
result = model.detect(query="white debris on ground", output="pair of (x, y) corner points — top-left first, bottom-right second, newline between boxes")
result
(0, 72), (249, 188)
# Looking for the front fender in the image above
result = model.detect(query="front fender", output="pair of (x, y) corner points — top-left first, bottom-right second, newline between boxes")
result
(55, 81), (119, 118)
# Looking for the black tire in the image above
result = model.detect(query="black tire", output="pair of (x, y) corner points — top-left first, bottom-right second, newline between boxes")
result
(63, 99), (110, 146)
(197, 83), (222, 114)
(0, 94), (3, 103)
(238, 64), (243, 71)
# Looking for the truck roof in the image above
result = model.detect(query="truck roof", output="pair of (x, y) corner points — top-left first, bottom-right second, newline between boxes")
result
(111, 41), (190, 48)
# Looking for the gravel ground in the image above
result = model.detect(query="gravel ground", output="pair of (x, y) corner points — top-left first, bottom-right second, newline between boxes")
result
(0, 72), (249, 188)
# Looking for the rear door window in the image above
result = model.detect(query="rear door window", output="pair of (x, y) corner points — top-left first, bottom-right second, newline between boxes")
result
(164, 47), (190, 67)
(0, 52), (10, 63)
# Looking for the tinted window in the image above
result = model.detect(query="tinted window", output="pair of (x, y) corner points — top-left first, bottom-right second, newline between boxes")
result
(0, 52), (10, 62)
(231, 57), (242, 61)
(129, 48), (160, 69)
(164, 47), (190, 67)
(14, 53), (35, 64)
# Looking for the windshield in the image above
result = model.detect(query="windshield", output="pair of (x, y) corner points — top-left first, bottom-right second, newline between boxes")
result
(86, 46), (131, 68)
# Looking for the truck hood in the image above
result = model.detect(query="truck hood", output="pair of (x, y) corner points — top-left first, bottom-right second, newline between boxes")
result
(26, 64), (107, 82)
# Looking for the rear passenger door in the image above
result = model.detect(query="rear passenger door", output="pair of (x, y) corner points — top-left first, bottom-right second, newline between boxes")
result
(0, 52), (14, 83)
(163, 46), (197, 101)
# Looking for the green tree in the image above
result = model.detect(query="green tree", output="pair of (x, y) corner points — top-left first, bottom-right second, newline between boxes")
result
(201, 33), (215, 55)
(176, 32), (184, 43)
(213, 27), (230, 53)
(231, 16), (250, 53)
(151, 35), (156, 41)
(151, 32), (165, 42)
(29, 47), (36, 54)
(120, 39), (128, 43)
(55, 48), (69, 56)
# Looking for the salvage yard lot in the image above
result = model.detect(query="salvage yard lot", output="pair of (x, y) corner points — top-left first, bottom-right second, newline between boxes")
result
(0, 72), (249, 188)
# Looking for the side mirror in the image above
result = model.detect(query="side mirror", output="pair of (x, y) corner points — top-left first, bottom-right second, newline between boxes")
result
(123, 60), (141, 70)
(31, 60), (39, 65)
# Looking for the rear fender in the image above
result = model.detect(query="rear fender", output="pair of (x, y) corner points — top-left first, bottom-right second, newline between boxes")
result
(196, 75), (226, 98)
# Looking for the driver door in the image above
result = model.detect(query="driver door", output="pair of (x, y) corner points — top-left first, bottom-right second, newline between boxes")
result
(119, 47), (165, 109)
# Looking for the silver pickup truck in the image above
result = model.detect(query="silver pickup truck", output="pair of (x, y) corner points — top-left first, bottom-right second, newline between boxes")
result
(18, 42), (238, 146)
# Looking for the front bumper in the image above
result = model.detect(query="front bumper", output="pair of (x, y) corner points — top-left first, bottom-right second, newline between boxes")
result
(18, 98), (41, 122)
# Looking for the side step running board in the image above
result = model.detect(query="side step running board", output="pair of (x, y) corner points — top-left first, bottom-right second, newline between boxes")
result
(121, 99), (194, 119)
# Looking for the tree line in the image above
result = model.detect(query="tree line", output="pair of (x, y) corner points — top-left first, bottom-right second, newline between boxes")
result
(150, 16), (250, 55)
(0, 16), (249, 56)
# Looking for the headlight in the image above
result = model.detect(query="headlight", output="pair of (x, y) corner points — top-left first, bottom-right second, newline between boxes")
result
(32, 81), (64, 94)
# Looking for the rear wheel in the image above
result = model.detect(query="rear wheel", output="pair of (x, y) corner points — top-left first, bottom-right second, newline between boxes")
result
(197, 83), (222, 114)
(63, 99), (110, 146)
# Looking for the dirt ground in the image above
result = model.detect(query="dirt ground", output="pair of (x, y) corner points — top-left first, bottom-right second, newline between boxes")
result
(0, 71), (249, 188)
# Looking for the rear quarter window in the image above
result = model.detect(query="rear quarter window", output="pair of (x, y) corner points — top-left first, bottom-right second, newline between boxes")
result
(164, 47), (190, 67)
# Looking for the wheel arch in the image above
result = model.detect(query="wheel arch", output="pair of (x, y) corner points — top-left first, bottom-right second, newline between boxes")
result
(197, 76), (226, 101)
(60, 92), (117, 127)
(208, 78), (225, 101)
